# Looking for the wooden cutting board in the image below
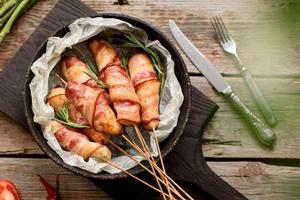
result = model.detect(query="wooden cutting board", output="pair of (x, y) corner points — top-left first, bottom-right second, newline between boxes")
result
(0, 0), (246, 199)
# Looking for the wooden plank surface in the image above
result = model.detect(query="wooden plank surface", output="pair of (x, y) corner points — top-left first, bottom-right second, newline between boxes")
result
(0, 0), (299, 199)
(1, 77), (299, 159)
(0, 158), (299, 200)
(0, 0), (299, 75)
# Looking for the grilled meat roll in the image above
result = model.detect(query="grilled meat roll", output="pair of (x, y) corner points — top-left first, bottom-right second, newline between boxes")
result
(128, 53), (160, 130)
(89, 39), (141, 126)
(50, 121), (111, 161)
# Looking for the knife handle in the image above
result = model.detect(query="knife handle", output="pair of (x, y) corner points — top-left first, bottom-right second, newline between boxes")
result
(234, 55), (277, 127)
(225, 89), (276, 146)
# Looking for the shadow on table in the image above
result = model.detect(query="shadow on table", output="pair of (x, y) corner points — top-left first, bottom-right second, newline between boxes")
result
(91, 173), (214, 200)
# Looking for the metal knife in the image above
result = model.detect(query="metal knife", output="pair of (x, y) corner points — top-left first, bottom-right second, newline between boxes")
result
(169, 20), (276, 146)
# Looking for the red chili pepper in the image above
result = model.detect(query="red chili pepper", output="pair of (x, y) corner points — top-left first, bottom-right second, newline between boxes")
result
(38, 175), (60, 200)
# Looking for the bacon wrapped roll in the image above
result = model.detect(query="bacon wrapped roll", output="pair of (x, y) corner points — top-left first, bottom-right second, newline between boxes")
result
(61, 56), (122, 135)
(61, 56), (90, 84)
(128, 53), (160, 130)
(66, 81), (122, 135)
(88, 39), (119, 72)
(47, 88), (110, 144)
(62, 56), (103, 91)
(89, 39), (141, 126)
(48, 87), (89, 125)
(47, 87), (67, 111)
(50, 121), (111, 161)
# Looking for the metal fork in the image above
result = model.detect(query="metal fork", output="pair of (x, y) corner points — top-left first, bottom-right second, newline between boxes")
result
(211, 16), (277, 127)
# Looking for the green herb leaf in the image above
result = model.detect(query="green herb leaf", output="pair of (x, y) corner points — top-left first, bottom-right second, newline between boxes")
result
(86, 57), (99, 76)
(84, 61), (108, 89)
(55, 104), (89, 129)
(118, 34), (165, 93)
(69, 45), (107, 89)
(85, 58), (108, 89)
(121, 53), (129, 68)
(120, 34), (163, 75)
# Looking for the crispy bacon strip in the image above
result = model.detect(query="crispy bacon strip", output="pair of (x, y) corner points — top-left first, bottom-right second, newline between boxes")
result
(82, 128), (110, 145)
(61, 56), (91, 84)
(47, 88), (110, 144)
(61, 57), (122, 135)
(128, 53), (160, 130)
(88, 39), (119, 72)
(50, 121), (111, 161)
(66, 81), (122, 135)
(89, 39), (141, 126)
(47, 88), (68, 112)
(62, 56), (104, 91)
(48, 87), (89, 126)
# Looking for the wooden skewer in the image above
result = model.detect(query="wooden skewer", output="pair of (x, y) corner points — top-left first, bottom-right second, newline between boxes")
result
(55, 73), (67, 86)
(121, 135), (181, 198)
(101, 158), (173, 198)
(123, 136), (183, 198)
(54, 68), (187, 199)
(108, 139), (185, 199)
(122, 134), (193, 200)
(53, 69), (175, 197)
(152, 127), (173, 200)
(122, 134), (185, 200)
(133, 125), (178, 200)
(133, 125), (167, 200)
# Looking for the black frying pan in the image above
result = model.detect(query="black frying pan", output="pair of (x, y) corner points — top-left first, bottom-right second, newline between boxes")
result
(24, 13), (192, 180)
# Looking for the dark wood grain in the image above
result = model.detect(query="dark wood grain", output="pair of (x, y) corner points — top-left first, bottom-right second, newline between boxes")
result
(0, 0), (95, 128)
(1, 158), (299, 200)
(165, 87), (246, 200)
(0, 0), (245, 199)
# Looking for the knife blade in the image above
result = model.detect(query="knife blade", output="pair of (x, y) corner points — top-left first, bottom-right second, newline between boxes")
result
(169, 19), (231, 94)
(169, 19), (276, 146)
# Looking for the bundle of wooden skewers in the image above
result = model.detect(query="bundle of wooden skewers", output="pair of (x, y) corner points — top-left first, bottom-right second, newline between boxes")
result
(0, 0), (37, 44)
(46, 35), (193, 200)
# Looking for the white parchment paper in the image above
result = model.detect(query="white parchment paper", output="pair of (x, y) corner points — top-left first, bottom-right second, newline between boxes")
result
(30, 17), (184, 174)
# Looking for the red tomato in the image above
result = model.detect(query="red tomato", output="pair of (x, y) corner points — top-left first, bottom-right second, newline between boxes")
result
(0, 179), (20, 200)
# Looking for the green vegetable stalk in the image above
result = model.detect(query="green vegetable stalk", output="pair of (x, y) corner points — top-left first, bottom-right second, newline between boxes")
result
(0, 0), (18, 17)
(0, 0), (37, 44)
(0, 5), (15, 27)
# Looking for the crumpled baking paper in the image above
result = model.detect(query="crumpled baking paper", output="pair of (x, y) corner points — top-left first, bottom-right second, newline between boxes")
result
(29, 17), (184, 174)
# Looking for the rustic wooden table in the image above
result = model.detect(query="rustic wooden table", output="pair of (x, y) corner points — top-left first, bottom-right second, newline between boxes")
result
(0, 0), (299, 199)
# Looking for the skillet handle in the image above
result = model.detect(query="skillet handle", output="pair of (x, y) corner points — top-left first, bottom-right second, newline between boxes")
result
(166, 136), (247, 200)
(165, 86), (247, 200)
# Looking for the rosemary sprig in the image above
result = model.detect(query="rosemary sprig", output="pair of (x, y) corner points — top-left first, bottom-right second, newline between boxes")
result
(86, 56), (99, 76)
(55, 104), (89, 129)
(72, 45), (108, 89)
(118, 34), (165, 92)
(121, 34), (163, 74)
(84, 57), (108, 89)
(121, 54), (128, 68)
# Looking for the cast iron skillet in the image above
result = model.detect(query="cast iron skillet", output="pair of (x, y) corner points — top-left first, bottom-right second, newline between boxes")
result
(24, 13), (191, 180)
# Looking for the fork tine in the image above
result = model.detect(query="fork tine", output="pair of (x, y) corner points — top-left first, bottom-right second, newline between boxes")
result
(211, 17), (225, 44)
(214, 16), (228, 43)
(218, 15), (230, 41)
(211, 18), (223, 43)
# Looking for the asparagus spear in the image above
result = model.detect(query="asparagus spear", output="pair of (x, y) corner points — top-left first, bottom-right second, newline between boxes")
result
(0, 0), (18, 17)
(0, 4), (15, 27)
(25, 0), (37, 11)
(0, 0), (37, 44)
(0, 0), (30, 44)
